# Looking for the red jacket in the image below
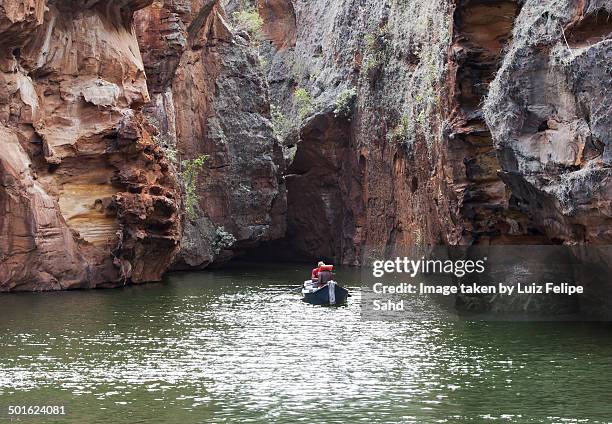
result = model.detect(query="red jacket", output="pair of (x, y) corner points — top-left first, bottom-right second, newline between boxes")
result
(311, 265), (333, 279)
(311, 268), (320, 279)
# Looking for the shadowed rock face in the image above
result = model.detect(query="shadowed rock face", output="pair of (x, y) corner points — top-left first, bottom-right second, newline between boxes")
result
(0, 0), (182, 290)
(135, 0), (286, 269)
(259, 0), (472, 263)
(256, 1), (443, 263)
(284, 109), (354, 261)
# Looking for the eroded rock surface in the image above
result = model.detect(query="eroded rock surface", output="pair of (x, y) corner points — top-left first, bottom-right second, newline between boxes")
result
(256, 0), (610, 264)
(0, 0), (181, 290)
(135, 0), (286, 269)
(485, 0), (612, 244)
(1, 0), (610, 293)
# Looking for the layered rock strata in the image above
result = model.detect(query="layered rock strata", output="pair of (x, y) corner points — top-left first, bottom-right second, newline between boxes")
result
(0, 0), (182, 290)
(1, 0), (610, 293)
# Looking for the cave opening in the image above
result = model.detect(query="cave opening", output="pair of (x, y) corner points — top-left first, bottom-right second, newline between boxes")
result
(240, 111), (355, 264)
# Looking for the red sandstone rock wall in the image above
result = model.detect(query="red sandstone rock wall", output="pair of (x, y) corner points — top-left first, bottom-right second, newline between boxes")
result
(0, 0), (287, 290)
(0, 0), (181, 290)
(260, 0), (463, 263)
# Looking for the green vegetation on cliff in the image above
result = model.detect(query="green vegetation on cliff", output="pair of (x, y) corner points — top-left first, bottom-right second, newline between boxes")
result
(181, 155), (209, 220)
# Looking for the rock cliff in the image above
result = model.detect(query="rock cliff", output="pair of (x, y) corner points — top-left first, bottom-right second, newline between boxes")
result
(0, 0), (182, 290)
(484, 0), (612, 244)
(255, 0), (610, 263)
(135, 0), (286, 269)
(1, 0), (610, 291)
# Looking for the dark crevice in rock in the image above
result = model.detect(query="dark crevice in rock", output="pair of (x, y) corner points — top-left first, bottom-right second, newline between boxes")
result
(448, 0), (541, 244)
(268, 111), (357, 263)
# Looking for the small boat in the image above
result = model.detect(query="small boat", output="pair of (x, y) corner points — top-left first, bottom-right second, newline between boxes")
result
(302, 280), (350, 305)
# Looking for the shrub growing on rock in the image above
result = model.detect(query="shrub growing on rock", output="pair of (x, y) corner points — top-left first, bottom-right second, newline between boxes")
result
(294, 87), (314, 120)
(334, 87), (357, 119)
(271, 104), (291, 140)
(387, 114), (414, 146)
(212, 226), (236, 254)
(232, 8), (264, 42)
(181, 154), (209, 220)
(362, 25), (389, 83)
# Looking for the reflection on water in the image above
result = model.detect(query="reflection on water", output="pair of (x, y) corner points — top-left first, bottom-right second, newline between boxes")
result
(0, 262), (611, 423)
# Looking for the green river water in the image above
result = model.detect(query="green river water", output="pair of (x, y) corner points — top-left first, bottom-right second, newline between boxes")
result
(0, 262), (611, 423)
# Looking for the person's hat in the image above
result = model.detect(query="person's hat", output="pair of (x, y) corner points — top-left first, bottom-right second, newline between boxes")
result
(317, 261), (324, 267)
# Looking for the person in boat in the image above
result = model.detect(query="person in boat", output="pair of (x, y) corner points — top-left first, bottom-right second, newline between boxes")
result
(311, 261), (324, 282)
(311, 261), (333, 287)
